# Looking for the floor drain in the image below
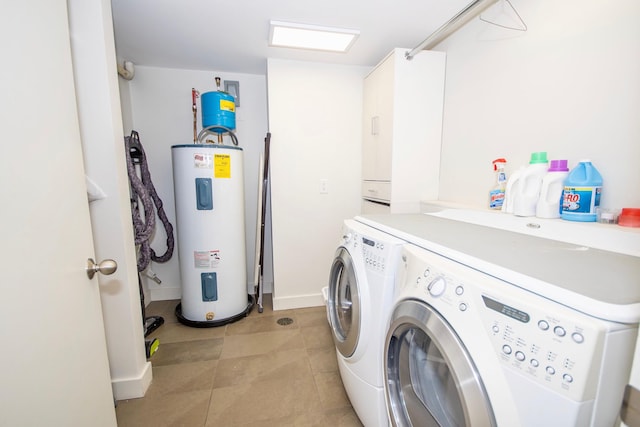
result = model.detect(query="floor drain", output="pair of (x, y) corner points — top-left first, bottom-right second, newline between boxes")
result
(277, 317), (294, 326)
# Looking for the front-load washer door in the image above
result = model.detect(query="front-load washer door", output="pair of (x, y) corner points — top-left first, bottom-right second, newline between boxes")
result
(328, 247), (360, 357)
(385, 299), (496, 427)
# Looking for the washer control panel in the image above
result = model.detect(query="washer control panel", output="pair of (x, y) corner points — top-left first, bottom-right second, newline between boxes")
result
(481, 293), (603, 401)
(397, 243), (622, 403)
(343, 224), (400, 275)
(403, 262), (464, 311)
(361, 235), (388, 273)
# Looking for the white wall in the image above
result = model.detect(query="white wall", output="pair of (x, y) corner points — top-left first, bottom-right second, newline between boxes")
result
(267, 59), (368, 310)
(436, 0), (640, 210)
(435, 1), (640, 418)
(125, 67), (270, 300)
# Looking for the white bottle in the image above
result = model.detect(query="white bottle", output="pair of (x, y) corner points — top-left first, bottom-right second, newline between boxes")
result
(536, 160), (570, 219)
(513, 152), (549, 217)
(502, 166), (524, 214)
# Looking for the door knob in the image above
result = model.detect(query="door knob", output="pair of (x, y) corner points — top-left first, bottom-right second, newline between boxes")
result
(86, 258), (118, 279)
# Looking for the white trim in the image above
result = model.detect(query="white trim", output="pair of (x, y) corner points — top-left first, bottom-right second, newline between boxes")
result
(111, 361), (153, 400)
(273, 292), (324, 311)
(149, 286), (181, 302)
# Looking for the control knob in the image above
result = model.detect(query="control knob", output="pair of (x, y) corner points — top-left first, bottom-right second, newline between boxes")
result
(427, 276), (447, 297)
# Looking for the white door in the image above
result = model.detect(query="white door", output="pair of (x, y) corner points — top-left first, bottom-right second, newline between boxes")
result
(0, 1), (117, 426)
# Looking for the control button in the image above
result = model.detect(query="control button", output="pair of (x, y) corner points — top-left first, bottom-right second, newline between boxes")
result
(455, 286), (464, 296)
(571, 332), (584, 344)
(459, 303), (467, 312)
(554, 326), (566, 337)
(530, 359), (539, 368)
(563, 374), (574, 383)
(416, 277), (422, 285)
(423, 268), (430, 277)
(502, 345), (512, 355)
(546, 366), (556, 375)
(538, 320), (550, 331)
(427, 277), (446, 297)
(492, 325), (500, 334)
(515, 351), (526, 362)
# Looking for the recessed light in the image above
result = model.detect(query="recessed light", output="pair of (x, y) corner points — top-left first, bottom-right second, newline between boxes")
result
(269, 20), (359, 53)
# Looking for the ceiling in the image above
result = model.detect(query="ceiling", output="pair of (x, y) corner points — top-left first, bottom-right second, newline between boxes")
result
(110, 0), (470, 75)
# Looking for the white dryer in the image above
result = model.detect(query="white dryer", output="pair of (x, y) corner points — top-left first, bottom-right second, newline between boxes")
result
(327, 219), (404, 427)
(356, 213), (640, 427)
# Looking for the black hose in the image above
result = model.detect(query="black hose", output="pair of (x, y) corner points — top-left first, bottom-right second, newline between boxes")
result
(124, 131), (174, 272)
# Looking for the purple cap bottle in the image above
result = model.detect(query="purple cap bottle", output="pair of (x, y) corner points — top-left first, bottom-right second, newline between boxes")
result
(548, 159), (569, 172)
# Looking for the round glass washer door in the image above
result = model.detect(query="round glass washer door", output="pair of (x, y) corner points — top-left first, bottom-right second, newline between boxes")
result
(385, 299), (496, 427)
(327, 247), (360, 357)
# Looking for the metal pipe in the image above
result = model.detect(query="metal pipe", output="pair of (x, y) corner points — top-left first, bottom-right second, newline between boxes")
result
(405, 0), (499, 59)
(117, 60), (135, 80)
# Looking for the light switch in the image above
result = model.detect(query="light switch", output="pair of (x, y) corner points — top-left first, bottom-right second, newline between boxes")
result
(320, 179), (328, 194)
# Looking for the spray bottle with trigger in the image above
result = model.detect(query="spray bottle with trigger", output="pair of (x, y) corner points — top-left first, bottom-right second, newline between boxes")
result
(489, 158), (507, 210)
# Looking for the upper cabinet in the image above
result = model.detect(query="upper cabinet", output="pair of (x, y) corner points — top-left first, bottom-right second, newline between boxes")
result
(361, 48), (446, 213)
(362, 51), (394, 183)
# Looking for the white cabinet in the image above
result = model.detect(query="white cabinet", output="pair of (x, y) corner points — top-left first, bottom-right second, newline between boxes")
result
(362, 53), (394, 183)
(361, 48), (446, 213)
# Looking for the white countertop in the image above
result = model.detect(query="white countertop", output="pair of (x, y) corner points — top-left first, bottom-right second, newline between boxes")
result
(356, 212), (640, 323)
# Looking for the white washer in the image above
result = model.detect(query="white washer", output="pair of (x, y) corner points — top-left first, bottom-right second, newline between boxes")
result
(355, 213), (640, 427)
(327, 219), (404, 427)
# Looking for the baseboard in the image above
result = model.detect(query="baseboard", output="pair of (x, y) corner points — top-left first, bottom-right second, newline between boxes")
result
(273, 292), (324, 310)
(149, 286), (181, 302)
(112, 360), (153, 400)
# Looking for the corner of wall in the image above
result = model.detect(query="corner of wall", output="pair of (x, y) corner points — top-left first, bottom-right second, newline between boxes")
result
(111, 361), (153, 400)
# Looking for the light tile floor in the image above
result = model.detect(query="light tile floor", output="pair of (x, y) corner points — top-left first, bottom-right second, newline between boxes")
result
(115, 295), (364, 427)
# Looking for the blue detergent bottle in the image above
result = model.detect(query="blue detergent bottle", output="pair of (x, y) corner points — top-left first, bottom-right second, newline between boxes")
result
(560, 160), (603, 222)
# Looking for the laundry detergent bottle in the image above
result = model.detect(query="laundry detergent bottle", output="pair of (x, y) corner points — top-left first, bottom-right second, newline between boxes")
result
(561, 160), (603, 222)
(502, 165), (524, 214)
(512, 152), (549, 217)
(536, 159), (569, 219)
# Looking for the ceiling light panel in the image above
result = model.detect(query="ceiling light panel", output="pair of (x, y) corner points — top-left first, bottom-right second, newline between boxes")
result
(269, 20), (359, 53)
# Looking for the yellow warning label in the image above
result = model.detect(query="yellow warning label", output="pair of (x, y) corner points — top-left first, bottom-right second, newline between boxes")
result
(214, 154), (231, 178)
(220, 99), (235, 112)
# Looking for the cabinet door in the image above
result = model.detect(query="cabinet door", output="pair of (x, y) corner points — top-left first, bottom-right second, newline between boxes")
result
(375, 56), (394, 181)
(362, 53), (394, 182)
(362, 68), (378, 181)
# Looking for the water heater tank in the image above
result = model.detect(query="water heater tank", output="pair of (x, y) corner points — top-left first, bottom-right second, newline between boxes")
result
(171, 144), (251, 326)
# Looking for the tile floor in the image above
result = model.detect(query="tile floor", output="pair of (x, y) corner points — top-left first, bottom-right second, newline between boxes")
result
(115, 294), (364, 427)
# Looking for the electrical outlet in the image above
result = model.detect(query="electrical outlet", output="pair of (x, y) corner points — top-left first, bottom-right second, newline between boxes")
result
(320, 179), (328, 194)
